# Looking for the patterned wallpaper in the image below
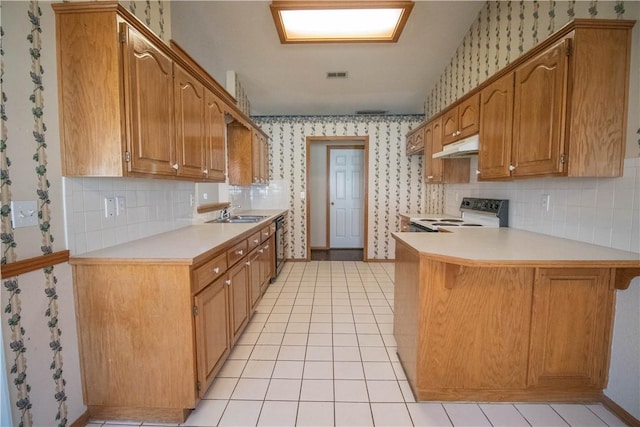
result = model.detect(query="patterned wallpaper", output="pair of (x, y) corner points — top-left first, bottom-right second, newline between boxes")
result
(253, 115), (425, 260)
(425, 0), (636, 118)
(0, 2), (170, 426)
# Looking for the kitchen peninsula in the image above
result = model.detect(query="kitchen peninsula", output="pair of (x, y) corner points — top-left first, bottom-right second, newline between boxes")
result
(392, 229), (640, 403)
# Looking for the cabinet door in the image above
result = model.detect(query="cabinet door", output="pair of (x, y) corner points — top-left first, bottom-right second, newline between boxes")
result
(261, 135), (270, 183)
(457, 94), (480, 140)
(441, 108), (459, 145)
(204, 89), (226, 181)
(260, 238), (274, 295)
(228, 261), (249, 343)
(529, 268), (614, 389)
(252, 131), (262, 184)
(512, 39), (569, 177)
(406, 127), (424, 155)
(174, 64), (206, 179)
(123, 25), (176, 176)
(478, 73), (514, 180)
(194, 276), (230, 398)
(424, 119), (444, 183)
(248, 248), (262, 312)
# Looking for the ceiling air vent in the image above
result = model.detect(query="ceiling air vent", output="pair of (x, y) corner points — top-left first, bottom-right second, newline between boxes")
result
(326, 71), (348, 79)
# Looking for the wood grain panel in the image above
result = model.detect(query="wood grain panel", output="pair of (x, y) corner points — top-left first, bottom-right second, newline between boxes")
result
(529, 268), (614, 389)
(174, 63), (205, 179)
(393, 241), (420, 388)
(567, 27), (631, 176)
(73, 264), (195, 409)
(55, 10), (124, 176)
(457, 94), (480, 139)
(419, 262), (533, 390)
(204, 89), (226, 181)
(1, 250), (70, 278)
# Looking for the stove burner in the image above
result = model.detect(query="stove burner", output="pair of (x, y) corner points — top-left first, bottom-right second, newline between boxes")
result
(419, 219), (439, 222)
(441, 219), (464, 222)
(432, 223), (459, 226)
(461, 223), (482, 227)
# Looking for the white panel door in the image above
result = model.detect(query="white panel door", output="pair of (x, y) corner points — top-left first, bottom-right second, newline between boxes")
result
(329, 148), (364, 248)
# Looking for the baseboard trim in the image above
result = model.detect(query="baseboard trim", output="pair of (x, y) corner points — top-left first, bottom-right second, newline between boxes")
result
(70, 410), (90, 427)
(365, 258), (395, 263)
(602, 394), (640, 427)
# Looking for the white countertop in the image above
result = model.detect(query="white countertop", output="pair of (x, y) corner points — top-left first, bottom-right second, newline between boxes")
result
(71, 209), (287, 265)
(393, 228), (640, 267)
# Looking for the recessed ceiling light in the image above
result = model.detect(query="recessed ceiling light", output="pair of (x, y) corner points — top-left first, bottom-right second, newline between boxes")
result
(270, 1), (414, 44)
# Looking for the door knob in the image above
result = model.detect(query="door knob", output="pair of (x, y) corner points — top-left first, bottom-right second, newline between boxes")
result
(331, 202), (334, 205)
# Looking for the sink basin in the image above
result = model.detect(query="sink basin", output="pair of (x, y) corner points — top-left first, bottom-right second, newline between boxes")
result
(206, 215), (268, 224)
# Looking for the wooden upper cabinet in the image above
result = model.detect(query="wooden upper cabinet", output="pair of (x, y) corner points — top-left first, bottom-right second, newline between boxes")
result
(406, 126), (425, 155)
(424, 118), (470, 184)
(174, 63), (206, 179)
(441, 93), (480, 145)
(204, 89), (227, 182)
(478, 73), (515, 180)
(252, 130), (269, 184)
(511, 39), (569, 178)
(228, 124), (269, 186)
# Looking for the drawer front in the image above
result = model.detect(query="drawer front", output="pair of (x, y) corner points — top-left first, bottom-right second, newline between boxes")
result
(261, 224), (274, 241)
(193, 253), (227, 294)
(227, 240), (248, 267)
(248, 231), (262, 251)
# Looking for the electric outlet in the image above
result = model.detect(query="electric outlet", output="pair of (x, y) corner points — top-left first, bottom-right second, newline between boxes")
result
(104, 197), (116, 218)
(203, 192), (208, 200)
(10, 200), (38, 228)
(190, 194), (195, 207)
(541, 194), (550, 212)
(115, 196), (125, 216)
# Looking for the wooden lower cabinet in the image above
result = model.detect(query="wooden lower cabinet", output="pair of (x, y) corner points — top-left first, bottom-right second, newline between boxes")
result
(194, 275), (230, 398)
(394, 241), (616, 402)
(228, 259), (249, 345)
(70, 222), (280, 423)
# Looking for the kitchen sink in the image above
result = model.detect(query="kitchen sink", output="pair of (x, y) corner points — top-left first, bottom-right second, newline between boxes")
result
(206, 215), (268, 224)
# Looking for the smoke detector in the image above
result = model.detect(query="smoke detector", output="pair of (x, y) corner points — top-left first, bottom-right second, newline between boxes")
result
(326, 71), (348, 79)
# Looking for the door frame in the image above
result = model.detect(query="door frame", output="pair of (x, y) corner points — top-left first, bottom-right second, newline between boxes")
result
(305, 136), (369, 261)
(325, 145), (365, 251)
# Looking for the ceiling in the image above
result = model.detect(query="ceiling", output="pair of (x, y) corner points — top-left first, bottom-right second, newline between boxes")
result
(170, 1), (484, 117)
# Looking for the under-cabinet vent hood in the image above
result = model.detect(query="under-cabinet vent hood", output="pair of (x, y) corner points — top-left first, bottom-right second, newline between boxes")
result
(432, 134), (479, 159)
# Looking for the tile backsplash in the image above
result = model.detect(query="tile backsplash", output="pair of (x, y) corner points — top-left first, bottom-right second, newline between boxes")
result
(229, 180), (290, 211)
(444, 157), (640, 253)
(63, 177), (195, 254)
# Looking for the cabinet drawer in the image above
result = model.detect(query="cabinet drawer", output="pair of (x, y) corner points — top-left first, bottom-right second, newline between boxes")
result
(248, 231), (262, 251)
(227, 240), (248, 266)
(261, 224), (274, 241)
(193, 253), (227, 294)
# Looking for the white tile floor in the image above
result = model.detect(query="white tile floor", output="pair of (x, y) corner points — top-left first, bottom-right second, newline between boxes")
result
(89, 261), (629, 427)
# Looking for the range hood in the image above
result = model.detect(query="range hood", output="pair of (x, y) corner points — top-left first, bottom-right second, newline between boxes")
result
(432, 134), (479, 159)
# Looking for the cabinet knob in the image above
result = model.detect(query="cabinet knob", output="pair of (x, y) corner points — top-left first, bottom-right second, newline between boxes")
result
(213, 267), (220, 274)
(427, 175), (434, 180)
(509, 164), (516, 171)
(225, 279), (231, 286)
(475, 170), (481, 175)
(457, 130), (462, 136)
(246, 261), (251, 266)
(236, 249), (244, 256)
(264, 244), (269, 249)
(259, 249), (263, 254)
(172, 163), (179, 170)
(203, 168), (208, 174)
(254, 239), (259, 244)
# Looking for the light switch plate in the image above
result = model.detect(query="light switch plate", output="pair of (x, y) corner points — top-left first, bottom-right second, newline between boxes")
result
(10, 201), (39, 228)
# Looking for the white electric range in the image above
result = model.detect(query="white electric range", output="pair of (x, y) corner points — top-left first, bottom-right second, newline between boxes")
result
(409, 198), (509, 232)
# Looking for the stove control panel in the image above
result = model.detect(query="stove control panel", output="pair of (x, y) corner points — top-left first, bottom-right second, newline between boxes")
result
(460, 198), (507, 215)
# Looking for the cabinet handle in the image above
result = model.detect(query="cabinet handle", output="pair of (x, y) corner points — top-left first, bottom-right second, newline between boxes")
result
(246, 261), (251, 266)
(427, 175), (434, 180)
(236, 249), (244, 256)
(509, 164), (516, 171)
(457, 130), (462, 136)
(254, 239), (259, 244)
(225, 279), (231, 286)
(172, 163), (179, 170)
(213, 267), (220, 274)
(451, 132), (457, 137)
(475, 170), (481, 175)
(264, 244), (269, 249)
(203, 168), (208, 174)
(259, 249), (263, 254)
